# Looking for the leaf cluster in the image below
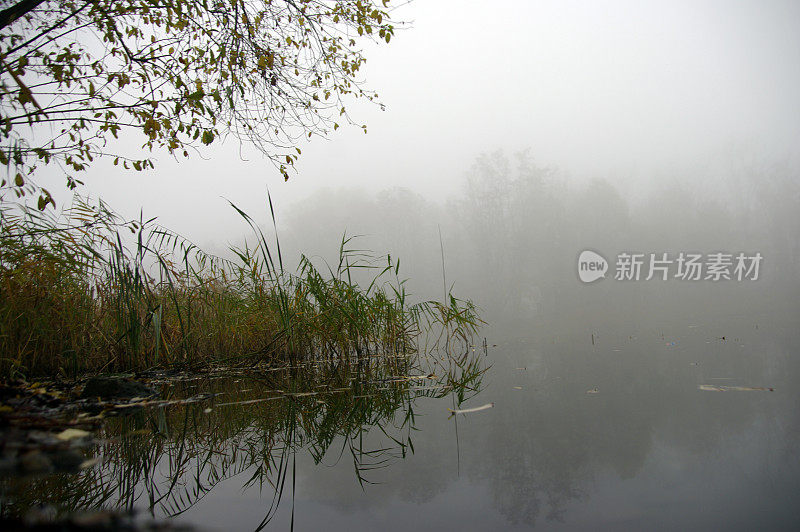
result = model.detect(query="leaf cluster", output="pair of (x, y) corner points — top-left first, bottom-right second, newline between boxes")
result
(0, 0), (396, 206)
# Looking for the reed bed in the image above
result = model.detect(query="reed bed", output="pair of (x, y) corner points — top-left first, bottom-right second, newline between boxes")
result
(0, 197), (481, 378)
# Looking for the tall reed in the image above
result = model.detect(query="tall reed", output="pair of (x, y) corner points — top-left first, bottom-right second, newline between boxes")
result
(0, 196), (481, 378)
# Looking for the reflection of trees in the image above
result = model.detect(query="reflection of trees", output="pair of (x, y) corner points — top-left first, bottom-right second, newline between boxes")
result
(6, 321), (791, 529)
(1, 353), (486, 527)
(462, 323), (796, 527)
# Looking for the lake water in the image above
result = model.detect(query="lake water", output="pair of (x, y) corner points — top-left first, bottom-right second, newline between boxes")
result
(2, 309), (798, 530)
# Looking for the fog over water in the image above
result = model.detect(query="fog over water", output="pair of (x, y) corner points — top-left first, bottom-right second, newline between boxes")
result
(20, 2), (800, 528)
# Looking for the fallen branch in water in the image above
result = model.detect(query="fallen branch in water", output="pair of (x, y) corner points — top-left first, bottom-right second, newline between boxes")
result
(698, 384), (774, 392)
(447, 402), (494, 417)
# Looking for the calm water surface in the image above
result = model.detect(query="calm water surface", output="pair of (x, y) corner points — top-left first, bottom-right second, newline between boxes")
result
(4, 310), (799, 530)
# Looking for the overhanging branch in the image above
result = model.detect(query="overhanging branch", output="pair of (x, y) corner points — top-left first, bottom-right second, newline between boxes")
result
(0, 0), (49, 32)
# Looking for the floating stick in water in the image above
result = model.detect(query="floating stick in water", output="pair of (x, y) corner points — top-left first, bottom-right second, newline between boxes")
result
(447, 402), (494, 416)
(698, 384), (774, 392)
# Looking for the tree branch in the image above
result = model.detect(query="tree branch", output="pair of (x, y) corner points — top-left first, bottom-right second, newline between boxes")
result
(0, 0), (49, 31)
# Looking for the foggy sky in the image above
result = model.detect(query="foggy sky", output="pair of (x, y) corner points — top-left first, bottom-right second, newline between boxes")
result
(36, 0), (800, 248)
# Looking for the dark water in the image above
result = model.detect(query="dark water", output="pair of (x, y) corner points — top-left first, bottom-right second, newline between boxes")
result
(3, 310), (799, 530)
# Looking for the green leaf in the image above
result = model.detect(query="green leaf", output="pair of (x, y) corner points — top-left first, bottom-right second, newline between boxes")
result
(37, 194), (51, 210)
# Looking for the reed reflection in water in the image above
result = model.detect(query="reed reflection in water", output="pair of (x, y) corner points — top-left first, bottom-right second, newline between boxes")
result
(1, 348), (487, 529)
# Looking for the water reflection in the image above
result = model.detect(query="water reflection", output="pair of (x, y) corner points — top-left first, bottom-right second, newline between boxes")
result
(1, 351), (487, 528)
(271, 311), (799, 530)
(456, 312), (800, 528)
(3, 312), (798, 530)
